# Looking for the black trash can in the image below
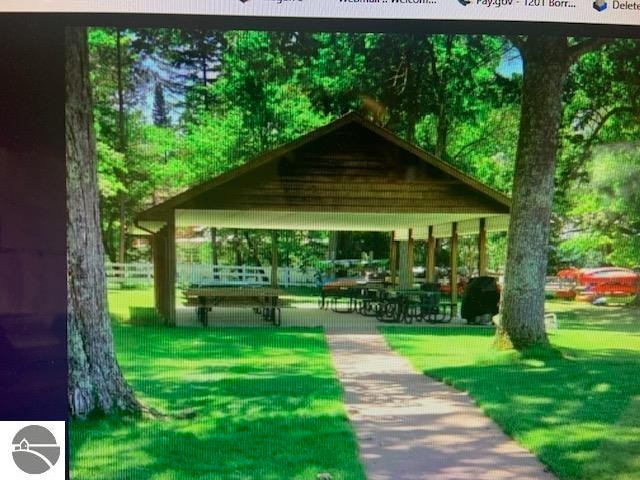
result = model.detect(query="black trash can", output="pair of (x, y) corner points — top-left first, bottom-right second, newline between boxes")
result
(461, 276), (500, 325)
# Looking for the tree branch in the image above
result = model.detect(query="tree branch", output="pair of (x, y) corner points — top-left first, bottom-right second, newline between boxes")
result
(567, 38), (612, 64)
(585, 106), (638, 151)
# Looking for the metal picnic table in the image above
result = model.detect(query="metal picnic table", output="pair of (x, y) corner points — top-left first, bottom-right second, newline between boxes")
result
(320, 279), (387, 313)
(375, 288), (450, 324)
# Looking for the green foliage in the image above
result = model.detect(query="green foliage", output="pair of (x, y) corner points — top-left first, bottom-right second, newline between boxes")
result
(304, 33), (366, 116)
(556, 231), (610, 267)
(553, 39), (640, 270)
(560, 145), (640, 268)
(382, 301), (640, 480)
(96, 141), (126, 199)
(86, 28), (638, 271)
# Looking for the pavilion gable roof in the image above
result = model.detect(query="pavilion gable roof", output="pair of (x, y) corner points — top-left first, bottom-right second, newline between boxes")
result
(137, 112), (510, 232)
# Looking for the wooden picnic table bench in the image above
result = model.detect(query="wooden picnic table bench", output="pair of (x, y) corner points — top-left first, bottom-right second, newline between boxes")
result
(183, 286), (285, 327)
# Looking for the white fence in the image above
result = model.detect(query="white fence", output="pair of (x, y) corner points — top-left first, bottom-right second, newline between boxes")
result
(105, 262), (318, 288)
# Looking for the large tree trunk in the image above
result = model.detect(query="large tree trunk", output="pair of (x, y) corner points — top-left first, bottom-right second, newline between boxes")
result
(66, 27), (140, 417)
(497, 37), (572, 349)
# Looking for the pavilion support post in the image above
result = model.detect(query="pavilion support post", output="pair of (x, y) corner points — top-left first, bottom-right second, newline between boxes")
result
(398, 230), (414, 290)
(389, 231), (398, 287)
(271, 231), (279, 288)
(407, 229), (415, 288)
(153, 220), (175, 326)
(478, 218), (488, 277)
(426, 226), (436, 283)
(152, 228), (166, 320)
(165, 215), (176, 326)
(450, 222), (459, 318)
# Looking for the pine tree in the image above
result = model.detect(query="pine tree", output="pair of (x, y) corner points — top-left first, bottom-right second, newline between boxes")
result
(152, 81), (170, 127)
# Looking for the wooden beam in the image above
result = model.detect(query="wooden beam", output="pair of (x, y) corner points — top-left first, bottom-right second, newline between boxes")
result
(271, 231), (279, 288)
(427, 226), (436, 283)
(389, 231), (398, 287)
(450, 222), (459, 318)
(478, 218), (488, 276)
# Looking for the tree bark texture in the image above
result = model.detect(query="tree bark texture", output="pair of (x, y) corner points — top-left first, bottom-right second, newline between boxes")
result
(498, 37), (571, 349)
(66, 27), (140, 417)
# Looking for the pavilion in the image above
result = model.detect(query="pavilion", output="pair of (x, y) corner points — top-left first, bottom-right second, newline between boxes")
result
(136, 112), (510, 324)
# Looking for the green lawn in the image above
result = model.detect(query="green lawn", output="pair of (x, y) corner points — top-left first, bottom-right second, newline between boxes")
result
(381, 301), (640, 480)
(70, 288), (365, 480)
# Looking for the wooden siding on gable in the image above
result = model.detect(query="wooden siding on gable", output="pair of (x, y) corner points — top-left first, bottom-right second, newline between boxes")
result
(175, 123), (508, 215)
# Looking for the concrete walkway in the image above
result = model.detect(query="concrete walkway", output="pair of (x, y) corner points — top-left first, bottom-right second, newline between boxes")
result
(326, 331), (556, 480)
(174, 306), (556, 478)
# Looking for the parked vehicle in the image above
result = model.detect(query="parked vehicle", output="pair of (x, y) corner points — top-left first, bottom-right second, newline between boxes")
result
(545, 274), (577, 300)
(548, 267), (640, 303)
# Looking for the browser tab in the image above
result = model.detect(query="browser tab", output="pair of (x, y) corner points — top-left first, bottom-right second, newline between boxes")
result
(0, 0), (638, 25)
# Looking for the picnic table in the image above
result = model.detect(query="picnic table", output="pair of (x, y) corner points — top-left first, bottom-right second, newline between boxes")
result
(183, 285), (284, 327)
(320, 279), (386, 313)
(375, 289), (449, 324)
(354, 283), (388, 316)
